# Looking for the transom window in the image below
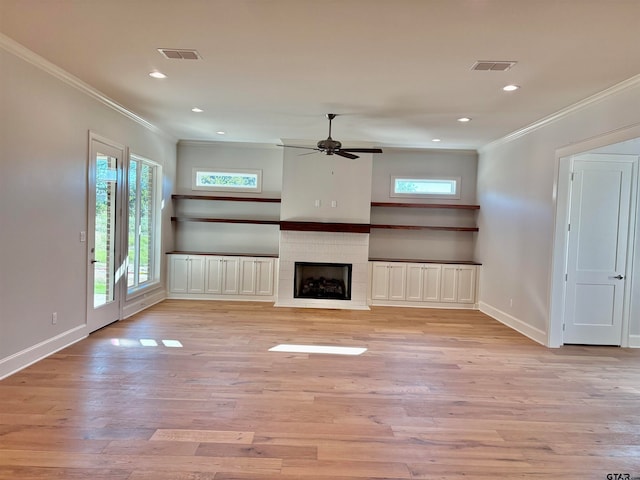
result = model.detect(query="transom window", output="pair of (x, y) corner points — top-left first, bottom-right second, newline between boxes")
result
(391, 176), (460, 199)
(192, 167), (262, 193)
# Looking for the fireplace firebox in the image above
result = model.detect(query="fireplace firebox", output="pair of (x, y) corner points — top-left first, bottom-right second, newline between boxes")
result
(294, 262), (352, 300)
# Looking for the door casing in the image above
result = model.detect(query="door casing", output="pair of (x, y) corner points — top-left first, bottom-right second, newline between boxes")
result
(550, 126), (640, 347)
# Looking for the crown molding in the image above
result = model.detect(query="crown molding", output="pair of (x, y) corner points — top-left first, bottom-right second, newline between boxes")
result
(0, 33), (171, 139)
(178, 139), (282, 149)
(480, 73), (640, 154)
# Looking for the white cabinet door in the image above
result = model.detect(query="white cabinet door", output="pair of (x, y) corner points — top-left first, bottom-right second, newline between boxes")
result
(169, 255), (190, 293)
(440, 265), (459, 303)
(205, 256), (223, 294)
(371, 262), (406, 300)
(169, 255), (205, 293)
(405, 264), (424, 301)
(406, 264), (442, 302)
(388, 263), (407, 300)
(239, 257), (257, 295)
(221, 257), (240, 295)
(255, 258), (274, 296)
(456, 265), (476, 304)
(188, 256), (206, 294)
(422, 264), (442, 302)
(371, 263), (391, 300)
(441, 265), (476, 303)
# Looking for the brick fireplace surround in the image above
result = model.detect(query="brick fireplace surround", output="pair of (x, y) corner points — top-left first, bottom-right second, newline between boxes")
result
(276, 230), (370, 310)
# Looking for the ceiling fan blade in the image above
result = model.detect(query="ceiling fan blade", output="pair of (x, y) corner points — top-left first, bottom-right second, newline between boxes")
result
(277, 144), (319, 151)
(341, 148), (383, 154)
(335, 150), (359, 160)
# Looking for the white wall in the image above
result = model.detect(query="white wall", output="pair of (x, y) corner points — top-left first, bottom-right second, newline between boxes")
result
(0, 42), (177, 377)
(175, 141), (283, 254)
(476, 77), (640, 345)
(370, 148), (478, 261)
(280, 148), (372, 223)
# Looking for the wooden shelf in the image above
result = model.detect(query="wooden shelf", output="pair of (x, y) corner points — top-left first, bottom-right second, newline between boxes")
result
(369, 257), (481, 265)
(172, 194), (281, 203)
(371, 202), (479, 209)
(166, 251), (278, 258)
(371, 224), (478, 232)
(171, 217), (280, 225)
(280, 221), (370, 233)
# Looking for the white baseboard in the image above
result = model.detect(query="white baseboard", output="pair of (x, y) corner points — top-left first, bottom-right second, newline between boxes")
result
(479, 302), (548, 346)
(0, 325), (87, 380)
(628, 334), (640, 348)
(123, 289), (167, 319)
(167, 293), (276, 302)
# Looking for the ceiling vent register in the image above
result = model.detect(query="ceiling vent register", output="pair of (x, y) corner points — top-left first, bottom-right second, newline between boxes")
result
(471, 60), (517, 71)
(157, 48), (201, 60)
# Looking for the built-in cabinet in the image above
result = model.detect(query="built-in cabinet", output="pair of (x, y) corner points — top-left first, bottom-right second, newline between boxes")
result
(371, 262), (407, 300)
(169, 254), (206, 294)
(370, 261), (478, 307)
(440, 264), (477, 303)
(168, 194), (480, 309)
(168, 254), (276, 301)
(406, 263), (442, 302)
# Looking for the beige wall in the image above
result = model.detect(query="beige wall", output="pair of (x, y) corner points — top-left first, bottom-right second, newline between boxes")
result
(0, 43), (177, 377)
(476, 78), (640, 346)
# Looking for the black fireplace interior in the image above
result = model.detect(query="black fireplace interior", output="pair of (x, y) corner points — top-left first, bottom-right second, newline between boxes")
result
(294, 262), (352, 300)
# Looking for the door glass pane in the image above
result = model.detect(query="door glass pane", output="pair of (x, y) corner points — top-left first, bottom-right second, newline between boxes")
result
(94, 154), (117, 307)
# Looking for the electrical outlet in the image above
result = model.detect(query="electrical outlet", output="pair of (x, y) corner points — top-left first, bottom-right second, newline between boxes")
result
(51, 312), (57, 325)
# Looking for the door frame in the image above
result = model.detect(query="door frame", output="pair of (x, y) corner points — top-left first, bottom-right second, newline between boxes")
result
(87, 131), (128, 331)
(549, 125), (640, 347)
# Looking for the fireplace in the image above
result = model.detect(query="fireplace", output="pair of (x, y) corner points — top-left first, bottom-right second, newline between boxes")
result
(276, 231), (370, 310)
(294, 262), (352, 300)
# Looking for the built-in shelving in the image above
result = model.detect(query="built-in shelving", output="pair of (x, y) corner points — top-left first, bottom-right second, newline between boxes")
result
(371, 201), (480, 210)
(171, 196), (480, 231)
(172, 194), (281, 203)
(370, 224), (478, 232)
(171, 194), (281, 226)
(370, 201), (480, 232)
(171, 217), (280, 225)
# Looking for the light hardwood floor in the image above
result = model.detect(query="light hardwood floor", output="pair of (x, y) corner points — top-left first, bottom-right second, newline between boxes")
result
(1, 300), (639, 479)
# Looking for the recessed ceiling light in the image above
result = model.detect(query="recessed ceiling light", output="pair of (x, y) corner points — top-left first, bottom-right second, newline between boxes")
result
(216, 131), (226, 135)
(457, 117), (471, 123)
(503, 84), (520, 92)
(432, 138), (441, 142)
(148, 71), (167, 79)
(191, 107), (203, 113)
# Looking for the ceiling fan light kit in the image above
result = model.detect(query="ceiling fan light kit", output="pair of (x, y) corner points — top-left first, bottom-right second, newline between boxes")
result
(280, 113), (383, 159)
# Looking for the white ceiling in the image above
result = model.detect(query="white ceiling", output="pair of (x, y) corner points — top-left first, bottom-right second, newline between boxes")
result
(1, 0), (639, 150)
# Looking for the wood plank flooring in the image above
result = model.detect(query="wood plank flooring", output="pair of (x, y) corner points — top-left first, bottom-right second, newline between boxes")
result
(1, 300), (639, 479)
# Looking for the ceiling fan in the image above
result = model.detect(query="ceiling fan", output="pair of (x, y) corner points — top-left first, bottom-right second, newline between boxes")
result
(279, 113), (383, 159)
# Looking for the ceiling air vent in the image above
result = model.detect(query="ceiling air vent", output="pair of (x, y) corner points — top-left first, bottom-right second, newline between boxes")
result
(157, 48), (201, 60)
(471, 60), (517, 71)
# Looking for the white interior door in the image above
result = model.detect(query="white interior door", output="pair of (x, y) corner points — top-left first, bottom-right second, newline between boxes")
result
(87, 134), (125, 332)
(563, 155), (635, 345)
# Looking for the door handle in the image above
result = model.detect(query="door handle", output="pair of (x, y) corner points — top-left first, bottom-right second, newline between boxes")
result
(90, 259), (98, 264)
(611, 274), (624, 280)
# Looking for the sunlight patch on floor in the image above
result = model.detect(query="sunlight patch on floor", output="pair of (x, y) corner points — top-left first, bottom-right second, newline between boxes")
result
(269, 344), (367, 355)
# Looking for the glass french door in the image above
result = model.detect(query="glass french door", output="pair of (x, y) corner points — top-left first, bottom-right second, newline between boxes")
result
(87, 134), (125, 332)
